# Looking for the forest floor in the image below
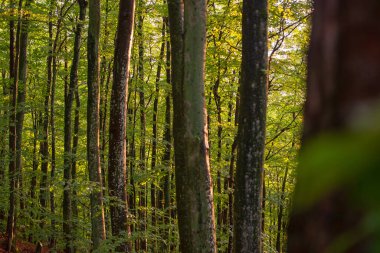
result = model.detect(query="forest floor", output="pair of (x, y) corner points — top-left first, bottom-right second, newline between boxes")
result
(0, 234), (50, 253)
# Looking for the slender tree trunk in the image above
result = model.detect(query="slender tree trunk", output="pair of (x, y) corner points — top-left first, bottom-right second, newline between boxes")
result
(167, 0), (217, 250)
(136, 3), (147, 248)
(7, 0), (31, 247)
(227, 98), (238, 253)
(213, 69), (223, 228)
(108, 0), (135, 250)
(161, 93), (171, 251)
(160, 35), (172, 251)
(275, 166), (288, 253)
(7, 0), (17, 249)
(15, 0), (31, 223)
(0, 68), (8, 222)
(127, 87), (138, 250)
(49, 48), (58, 249)
(63, 1), (86, 251)
(71, 86), (79, 234)
(88, 0), (107, 248)
(233, 0), (268, 252)
(30, 111), (38, 204)
(39, 0), (53, 219)
(151, 20), (166, 252)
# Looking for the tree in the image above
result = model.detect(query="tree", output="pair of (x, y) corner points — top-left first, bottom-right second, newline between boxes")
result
(87, 0), (106, 249)
(167, 0), (217, 251)
(7, 0), (32, 249)
(63, 0), (86, 251)
(288, 0), (380, 252)
(107, 0), (135, 250)
(233, 0), (268, 252)
(7, 0), (17, 250)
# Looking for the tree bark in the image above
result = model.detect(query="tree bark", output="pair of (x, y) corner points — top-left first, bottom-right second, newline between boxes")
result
(7, 0), (17, 250)
(276, 166), (288, 253)
(63, 1), (86, 251)
(167, 0), (217, 251)
(107, 0), (135, 250)
(39, 0), (53, 219)
(233, 0), (268, 252)
(137, 3), (147, 248)
(151, 19), (166, 252)
(15, 0), (31, 222)
(288, 1), (380, 252)
(87, 0), (107, 248)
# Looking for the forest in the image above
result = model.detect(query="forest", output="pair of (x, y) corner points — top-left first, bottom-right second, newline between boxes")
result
(1, 0), (380, 252)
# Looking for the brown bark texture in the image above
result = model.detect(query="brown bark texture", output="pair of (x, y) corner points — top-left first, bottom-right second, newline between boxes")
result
(288, 1), (380, 253)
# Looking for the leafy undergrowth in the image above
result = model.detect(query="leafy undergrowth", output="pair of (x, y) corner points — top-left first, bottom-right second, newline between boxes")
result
(0, 234), (50, 253)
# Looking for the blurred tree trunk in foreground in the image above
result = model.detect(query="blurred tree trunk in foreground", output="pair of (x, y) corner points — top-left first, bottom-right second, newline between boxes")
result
(288, 1), (380, 253)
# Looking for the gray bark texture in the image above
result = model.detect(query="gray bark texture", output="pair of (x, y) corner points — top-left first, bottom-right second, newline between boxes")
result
(167, 0), (217, 251)
(233, 0), (268, 252)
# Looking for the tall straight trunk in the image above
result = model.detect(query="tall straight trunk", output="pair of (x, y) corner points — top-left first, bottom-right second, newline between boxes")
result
(213, 70), (222, 227)
(15, 0), (31, 218)
(150, 19), (166, 252)
(39, 0), (53, 215)
(87, 0), (107, 248)
(227, 98), (238, 253)
(107, 0), (135, 250)
(275, 166), (288, 253)
(160, 92), (171, 251)
(159, 35), (172, 251)
(127, 102), (136, 244)
(99, 0), (111, 198)
(50, 2), (62, 246)
(71, 86), (79, 232)
(30, 111), (38, 202)
(136, 3), (147, 249)
(49, 49), (58, 249)
(7, 0), (30, 244)
(7, 0), (17, 249)
(100, 61), (112, 205)
(288, 1), (380, 252)
(63, 1), (86, 251)
(167, 0), (217, 251)
(0, 70), (8, 213)
(233, 0), (268, 252)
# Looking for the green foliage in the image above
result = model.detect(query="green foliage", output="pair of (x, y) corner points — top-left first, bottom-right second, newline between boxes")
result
(0, 0), (311, 251)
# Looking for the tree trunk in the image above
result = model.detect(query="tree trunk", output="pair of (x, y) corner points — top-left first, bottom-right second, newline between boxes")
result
(39, 0), (53, 219)
(71, 85), (79, 235)
(49, 45), (58, 249)
(7, 0), (31, 248)
(167, 0), (217, 251)
(137, 4), (147, 248)
(107, 0), (135, 250)
(233, 0), (268, 252)
(15, 0), (31, 223)
(151, 19), (166, 252)
(275, 166), (288, 253)
(63, 1), (86, 251)
(7, 0), (17, 249)
(288, 1), (380, 252)
(87, 0), (107, 248)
